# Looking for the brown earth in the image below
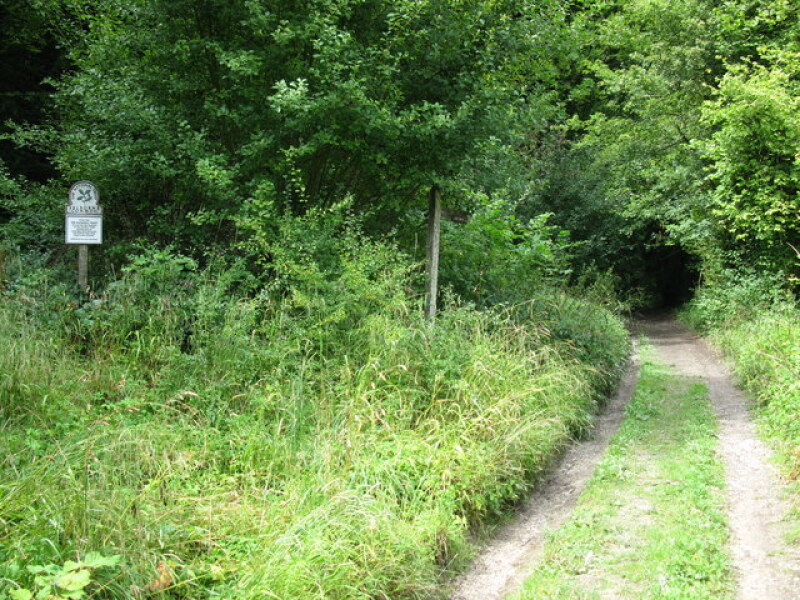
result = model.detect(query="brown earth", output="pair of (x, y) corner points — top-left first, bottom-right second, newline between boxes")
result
(637, 316), (800, 599)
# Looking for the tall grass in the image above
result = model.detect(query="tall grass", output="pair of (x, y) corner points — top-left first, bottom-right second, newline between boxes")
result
(718, 313), (800, 471)
(0, 240), (628, 599)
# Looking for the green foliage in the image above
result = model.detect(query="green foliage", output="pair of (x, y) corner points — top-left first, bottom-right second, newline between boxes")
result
(682, 277), (800, 479)
(681, 268), (793, 332)
(4, 0), (800, 311)
(0, 295), (65, 423)
(0, 0), (68, 182)
(716, 312), (800, 481)
(0, 231), (628, 599)
(78, 247), (200, 356)
(0, 6), (635, 596)
(700, 54), (800, 275)
(439, 199), (572, 306)
(527, 0), (800, 296)
(1, 553), (121, 600)
(9, 0), (573, 252)
(504, 0), (720, 304)
(0, 171), (64, 253)
(570, 0), (716, 240)
(513, 291), (630, 397)
(515, 358), (733, 599)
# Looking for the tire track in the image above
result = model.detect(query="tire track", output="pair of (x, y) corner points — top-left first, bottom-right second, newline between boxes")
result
(449, 341), (640, 600)
(638, 316), (800, 599)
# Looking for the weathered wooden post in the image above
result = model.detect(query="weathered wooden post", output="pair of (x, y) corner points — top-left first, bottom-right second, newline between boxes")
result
(77, 244), (89, 290)
(425, 185), (442, 320)
(65, 181), (103, 292)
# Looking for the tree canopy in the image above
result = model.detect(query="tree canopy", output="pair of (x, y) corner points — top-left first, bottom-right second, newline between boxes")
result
(1, 0), (798, 299)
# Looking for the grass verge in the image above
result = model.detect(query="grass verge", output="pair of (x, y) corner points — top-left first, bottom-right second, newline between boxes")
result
(710, 313), (800, 471)
(511, 350), (733, 600)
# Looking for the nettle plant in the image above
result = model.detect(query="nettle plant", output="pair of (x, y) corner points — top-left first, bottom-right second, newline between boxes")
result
(3, 553), (120, 600)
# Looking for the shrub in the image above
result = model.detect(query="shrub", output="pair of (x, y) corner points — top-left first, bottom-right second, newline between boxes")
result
(681, 268), (793, 332)
(439, 198), (572, 307)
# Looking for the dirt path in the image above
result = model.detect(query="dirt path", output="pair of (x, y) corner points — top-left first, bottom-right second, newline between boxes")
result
(637, 316), (800, 599)
(449, 342), (640, 600)
(451, 317), (800, 600)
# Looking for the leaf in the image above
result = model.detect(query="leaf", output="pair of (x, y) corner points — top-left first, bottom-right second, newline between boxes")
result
(81, 553), (121, 569)
(9, 590), (33, 600)
(54, 569), (91, 592)
(33, 586), (50, 600)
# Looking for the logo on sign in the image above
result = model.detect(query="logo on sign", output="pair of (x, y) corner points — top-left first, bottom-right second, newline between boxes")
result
(67, 181), (102, 215)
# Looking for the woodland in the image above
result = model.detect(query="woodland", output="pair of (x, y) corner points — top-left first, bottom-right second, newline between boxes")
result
(0, 1), (798, 599)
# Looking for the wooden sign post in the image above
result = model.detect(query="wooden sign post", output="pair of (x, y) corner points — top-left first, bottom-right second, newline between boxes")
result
(65, 181), (102, 292)
(425, 186), (442, 320)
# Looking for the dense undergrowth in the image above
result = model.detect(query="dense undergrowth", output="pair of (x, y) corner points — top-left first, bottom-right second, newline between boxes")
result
(0, 230), (628, 599)
(682, 272), (800, 477)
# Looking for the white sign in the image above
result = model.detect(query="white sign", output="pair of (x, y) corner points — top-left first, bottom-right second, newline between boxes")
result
(65, 181), (103, 244)
(66, 215), (103, 244)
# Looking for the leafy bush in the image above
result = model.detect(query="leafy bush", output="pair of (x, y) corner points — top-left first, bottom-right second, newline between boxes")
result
(0, 179), (64, 255)
(681, 268), (793, 332)
(14, 0), (572, 252)
(439, 198), (572, 307)
(700, 53), (800, 277)
(1, 553), (121, 600)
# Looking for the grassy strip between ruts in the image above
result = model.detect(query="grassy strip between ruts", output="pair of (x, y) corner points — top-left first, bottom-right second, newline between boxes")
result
(511, 347), (734, 600)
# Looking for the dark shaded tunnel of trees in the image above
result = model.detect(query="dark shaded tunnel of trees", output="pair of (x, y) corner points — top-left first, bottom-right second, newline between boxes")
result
(643, 245), (700, 309)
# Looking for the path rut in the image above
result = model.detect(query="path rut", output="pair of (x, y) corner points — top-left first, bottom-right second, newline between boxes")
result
(451, 317), (800, 600)
(449, 342), (640, 600)
(638, 317), (800, 599)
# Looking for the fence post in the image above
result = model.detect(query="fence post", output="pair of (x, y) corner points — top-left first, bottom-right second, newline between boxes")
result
(425, 185), (442, 320)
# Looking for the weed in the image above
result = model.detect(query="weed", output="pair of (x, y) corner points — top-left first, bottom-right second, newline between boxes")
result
(1, 553), (121, 600)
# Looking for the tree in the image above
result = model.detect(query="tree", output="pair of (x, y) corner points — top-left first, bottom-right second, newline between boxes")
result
(0, 0), (69, 183)
(535, 0), (800, 294)
(21, 0), (570, 253)
(700, 53), (800, 277)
